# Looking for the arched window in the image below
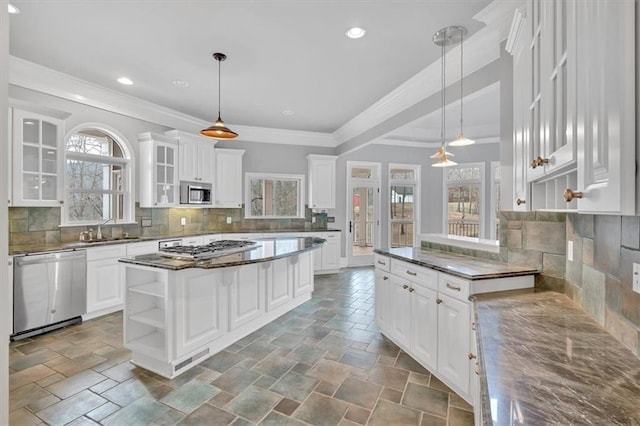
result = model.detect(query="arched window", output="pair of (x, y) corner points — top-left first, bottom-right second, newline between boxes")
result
(64, 127), (132, 224)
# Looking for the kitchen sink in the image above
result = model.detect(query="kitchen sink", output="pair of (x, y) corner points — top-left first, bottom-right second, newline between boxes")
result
(68, 237), (144, 247)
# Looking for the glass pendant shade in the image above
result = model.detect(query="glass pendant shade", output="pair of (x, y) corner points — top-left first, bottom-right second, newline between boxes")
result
(431, 146), (458, 167)
(201, 52), (238, 140)
(449, 133), (475, 146)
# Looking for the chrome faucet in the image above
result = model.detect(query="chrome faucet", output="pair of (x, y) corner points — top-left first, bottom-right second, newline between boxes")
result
(96, 218), (115, 240)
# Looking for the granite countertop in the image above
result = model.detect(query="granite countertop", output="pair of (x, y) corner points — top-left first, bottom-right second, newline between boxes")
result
(474, 291), (640, 425)
(9, 229), (340, 256)
(119, 237), (324, 270)
(374, 247), (538, 280)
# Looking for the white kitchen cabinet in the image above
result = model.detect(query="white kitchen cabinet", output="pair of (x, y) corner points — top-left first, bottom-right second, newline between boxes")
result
(388, 275), (411, 349)
(572, 0), (635, 215)
(215, 148), (244, 208)
(307, 154), (337, 210)
(86, 244), (127, 319)
(11, 108), (64, 207)
(138, 132), (179, 208)
(228, 263), (264, 330)
(312, 231), (341, 274)
(126, 241), (159, 257)
(203, 234), (223, 244)
(266, 258), (292, 311)
(374, 269), (390, 333)
(436, 293), (471, 396)
(172, 269), (226, 359)
(410, 281), (439, 372)
(292, 252), (313, 297)
(166, 130), (217, 185)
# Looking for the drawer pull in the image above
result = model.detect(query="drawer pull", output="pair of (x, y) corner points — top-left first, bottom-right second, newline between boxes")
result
(409, 287), (415, 293)
(402, 284), (409, 290)
(436, 298), (443, 304)
(406, 270), (417, 276)
(377, 260), (386, 266)
(383, 276), (389, 281)
(468, 353), (477, 360)
(471, 322), (476, 331)
(446, 283), (461, 291)
(475, 363), (480, 375)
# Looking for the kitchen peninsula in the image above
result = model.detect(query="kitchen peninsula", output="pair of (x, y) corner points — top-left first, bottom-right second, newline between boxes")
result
(118, 237), (324, 378)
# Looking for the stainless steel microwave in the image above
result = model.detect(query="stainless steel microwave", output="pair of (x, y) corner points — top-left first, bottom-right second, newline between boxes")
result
(180, 181), (212, 205)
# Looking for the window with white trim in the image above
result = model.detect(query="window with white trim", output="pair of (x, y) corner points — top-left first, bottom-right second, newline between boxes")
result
(245, 173), (305, 219)
(389, 164), (420, 247)
(444, 163), (484, 239)
(64, 129), (131, 224)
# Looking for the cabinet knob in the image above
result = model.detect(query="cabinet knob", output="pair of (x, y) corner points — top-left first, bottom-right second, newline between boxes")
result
(59, 200), (64, 205)
(516, 198), (526, 206)
(530, 156), (549, 169)
(402, 284), (409, 290)
(383, 276), (389, 281)
(564, 188), (583, 202)
(436, 298), (443, 304)
(471, 322), (476, 331)
(409, 287), (415, 293)
(468, 353), (477, 360)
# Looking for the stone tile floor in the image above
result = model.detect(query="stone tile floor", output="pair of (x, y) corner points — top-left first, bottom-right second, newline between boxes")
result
(9, 267), (474, 426)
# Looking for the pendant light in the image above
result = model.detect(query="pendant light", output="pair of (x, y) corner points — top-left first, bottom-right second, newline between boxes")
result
(200, 52), (239, 140)
(449, 26), (475, 147)
(432, 26), (466, 167)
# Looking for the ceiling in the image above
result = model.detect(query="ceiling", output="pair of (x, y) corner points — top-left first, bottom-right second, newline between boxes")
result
(8, 0), (493, 135)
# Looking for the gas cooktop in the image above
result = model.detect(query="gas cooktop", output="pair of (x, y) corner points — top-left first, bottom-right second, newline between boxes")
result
(157, 240), (260, 260)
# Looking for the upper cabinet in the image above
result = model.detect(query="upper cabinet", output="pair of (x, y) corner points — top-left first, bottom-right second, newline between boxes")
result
(307, 154), (337, 210)
(165, 130), (217, 185)
(11, 108), (65, 207)
(510, 0), (635, 214)
(138, 132), (179, 208)
(215, 148), (244, 208)
(573, 0), (635, 215)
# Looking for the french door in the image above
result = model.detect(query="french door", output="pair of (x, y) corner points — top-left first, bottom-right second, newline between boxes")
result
(347, 162), (380, 267)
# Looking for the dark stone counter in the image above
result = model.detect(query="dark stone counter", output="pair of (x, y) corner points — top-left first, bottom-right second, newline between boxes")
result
(118, 237), (324, 271)
(474, 290), (640, 425)
(374, 247), (538, 280)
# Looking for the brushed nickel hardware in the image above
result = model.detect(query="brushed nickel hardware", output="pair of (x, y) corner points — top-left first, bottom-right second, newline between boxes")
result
(516, 198), (526, 206)
(530, 156), (549, 169)
(383, 276), (389, 281)
(436, 298), (443, 304)
(475, 363), (480, 375)
(564, 188), (583, 202)
(402, 284), (409, 290)
(377, 260), (386, 265)
(468, 353), (477, 360)
(446, 283), (461, 291)
(409, 288), (415, 293)
(406, 270), (417, 276)
(471, 322), (476, 330)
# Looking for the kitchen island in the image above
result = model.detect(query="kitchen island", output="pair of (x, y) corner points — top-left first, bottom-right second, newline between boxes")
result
(118, 237), (324, 378)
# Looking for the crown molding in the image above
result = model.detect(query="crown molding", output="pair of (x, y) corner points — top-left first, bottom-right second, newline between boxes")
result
(9, 56), (337, 148)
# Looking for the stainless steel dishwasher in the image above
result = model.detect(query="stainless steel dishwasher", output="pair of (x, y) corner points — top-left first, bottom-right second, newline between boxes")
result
(12, 249), (87, 340)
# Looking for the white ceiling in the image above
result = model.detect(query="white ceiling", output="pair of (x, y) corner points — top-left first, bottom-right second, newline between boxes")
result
(8, 0), (494, 135)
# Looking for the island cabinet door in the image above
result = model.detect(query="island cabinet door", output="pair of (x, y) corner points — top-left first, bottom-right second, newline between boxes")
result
(292, 252), (313, 298)
(228, 263), (265, 330)
(436, 293), (471, 396)
(410, 284), (438, 372)
(173, 269), (227, 359)
(388, 275), (411, 350)
(266, 258), (292, 311)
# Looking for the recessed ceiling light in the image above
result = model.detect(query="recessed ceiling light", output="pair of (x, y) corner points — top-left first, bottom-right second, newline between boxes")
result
(346, 27), (366, 39)
(282, 110), (295, 116)
(172, 80), (190, 88)
(117, 77), (133, 86)
(8, 4), (20, 14)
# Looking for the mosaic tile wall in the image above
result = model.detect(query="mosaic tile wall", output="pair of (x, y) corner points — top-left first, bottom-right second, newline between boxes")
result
(8, 205), (328, 246)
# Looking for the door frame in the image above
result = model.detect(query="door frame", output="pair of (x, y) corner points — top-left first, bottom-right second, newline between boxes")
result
(346, 161), (381, 267)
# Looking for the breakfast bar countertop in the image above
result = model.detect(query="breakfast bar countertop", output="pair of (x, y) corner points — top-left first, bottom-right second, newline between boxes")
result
(474, 290), (640, 426)
(373, 247), (538, 280)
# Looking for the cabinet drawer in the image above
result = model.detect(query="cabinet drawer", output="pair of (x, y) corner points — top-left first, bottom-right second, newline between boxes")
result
(87, 244), (127, 261)
(322, 232), (339, 239)
(438, 273), (470, 302)
(374, 254), (390, 272)
(391, 259), (437, 291)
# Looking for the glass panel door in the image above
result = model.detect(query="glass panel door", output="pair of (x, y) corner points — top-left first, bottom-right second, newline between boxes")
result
(347, 162), (381, 267)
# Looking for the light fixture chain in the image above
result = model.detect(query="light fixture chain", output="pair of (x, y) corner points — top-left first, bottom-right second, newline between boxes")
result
(218, 58), (222, 119)
(441, 36), (445, 147)
(460, 31), (464, 134)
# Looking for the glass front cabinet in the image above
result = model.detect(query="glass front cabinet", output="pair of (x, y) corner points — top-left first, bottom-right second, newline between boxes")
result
(11, 108), (65, 206)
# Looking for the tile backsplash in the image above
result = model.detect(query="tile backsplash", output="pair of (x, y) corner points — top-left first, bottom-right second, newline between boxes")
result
(9, 205), (328, 246)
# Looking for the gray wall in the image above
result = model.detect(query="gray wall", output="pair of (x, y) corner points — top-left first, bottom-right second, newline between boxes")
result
(335, 142), (499, 256)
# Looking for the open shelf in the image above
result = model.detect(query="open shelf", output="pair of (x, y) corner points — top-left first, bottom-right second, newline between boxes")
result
(128, 331), (165, 355)
(129, 308), (165, 329)
(129, 282), (165, 298)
